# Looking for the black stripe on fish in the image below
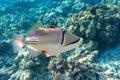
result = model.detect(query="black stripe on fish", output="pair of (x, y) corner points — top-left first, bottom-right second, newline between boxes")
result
(61, 29), (66, 45)
(66, 38), (80, 46)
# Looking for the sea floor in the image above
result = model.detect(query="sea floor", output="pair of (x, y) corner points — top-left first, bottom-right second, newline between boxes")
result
(96, 45), (120, 79)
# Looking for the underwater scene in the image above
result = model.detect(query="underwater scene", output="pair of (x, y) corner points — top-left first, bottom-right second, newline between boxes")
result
(0, 0), (120, 80)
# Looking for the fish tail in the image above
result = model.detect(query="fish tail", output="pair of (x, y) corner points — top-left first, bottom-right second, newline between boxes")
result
(12, 33), (24, 53)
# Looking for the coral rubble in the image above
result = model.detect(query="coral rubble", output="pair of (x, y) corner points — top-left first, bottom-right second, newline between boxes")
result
(0, 49), (52, 80)
(48, 57), (104, 80)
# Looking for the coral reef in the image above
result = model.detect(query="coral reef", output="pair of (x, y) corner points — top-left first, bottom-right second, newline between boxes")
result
(0, 0), (100, 39)
(101, 0), (120, 4)
(96, 45), (120, 79)
(48, 3), (120, 80)
(48, 40), (102, 80)
(67, 40), (98, 63)
(67, 4), (120, 49)
(0, 41), (16, 80)
(0, 49), (52, 80)
(0, 14), (34, 38)
(48, 57), (104, 80)
(0, 41), (12, 55)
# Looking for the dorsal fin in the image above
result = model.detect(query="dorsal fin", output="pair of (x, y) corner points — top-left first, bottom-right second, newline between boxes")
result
(49, 25), (60, 31)
(27, 23), (44, 35)
(49, 25), (57, 28)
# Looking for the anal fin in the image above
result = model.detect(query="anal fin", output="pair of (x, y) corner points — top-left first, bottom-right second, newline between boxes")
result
(27, 48), (40, 57)
(26, 45), (40, 57)
(42, 49), (51, 57)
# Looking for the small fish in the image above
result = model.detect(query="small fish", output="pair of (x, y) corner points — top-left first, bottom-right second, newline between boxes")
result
(12, 25), (83, 57)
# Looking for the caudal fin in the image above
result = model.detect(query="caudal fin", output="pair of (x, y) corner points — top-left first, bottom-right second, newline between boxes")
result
(12, 33), (24, 53)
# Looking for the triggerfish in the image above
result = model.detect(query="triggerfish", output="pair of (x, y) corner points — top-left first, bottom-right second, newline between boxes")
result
(12, 25), (83, 57)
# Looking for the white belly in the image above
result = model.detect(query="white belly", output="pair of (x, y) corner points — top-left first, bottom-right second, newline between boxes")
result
(43, 39), (82, 56)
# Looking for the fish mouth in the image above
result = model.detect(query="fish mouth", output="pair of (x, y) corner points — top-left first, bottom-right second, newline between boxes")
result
(67, 38), (81, 45)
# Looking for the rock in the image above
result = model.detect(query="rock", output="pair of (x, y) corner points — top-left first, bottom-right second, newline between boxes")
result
(104, 70), (114, 76)
(48, 57), (104, 80)
(67, 4), (120, 49)
(0, 41), (12, 55)
(4, 49), (51, 80)
(85, 23), (96, 39)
